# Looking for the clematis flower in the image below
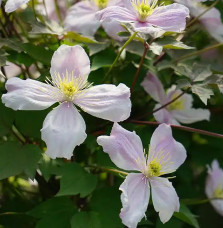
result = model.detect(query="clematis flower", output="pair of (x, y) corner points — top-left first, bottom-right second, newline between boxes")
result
(206, 160), (223, 216)
(64, 0), (126, 41)
(2, 45), (131, 159)
(5, 0), (31, 13)
(175, 0), (223, 42)
(97, 123), (187, 228)
(96, 0), (190, 38)
(141, 72), (210, 125)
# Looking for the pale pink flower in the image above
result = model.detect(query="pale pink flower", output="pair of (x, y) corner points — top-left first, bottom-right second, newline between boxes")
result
(5, 0), (30, 13)
(64, 0), (126, 40)
(206, 160), (223, 216)
(141, 72), (210, 125)
(2, 45), (131, 159)
(97, 123), (187, 228)
(96, 0), (190, 38)
(176, 0), (223, 42)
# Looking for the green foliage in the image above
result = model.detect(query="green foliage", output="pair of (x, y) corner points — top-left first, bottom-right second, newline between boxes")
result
(57, 163), (97, 197)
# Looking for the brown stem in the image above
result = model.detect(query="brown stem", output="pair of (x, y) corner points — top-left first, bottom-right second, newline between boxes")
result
(151, 91), (186, 114)
(130, 41), (150, 92)
(128, 120), (223, 139)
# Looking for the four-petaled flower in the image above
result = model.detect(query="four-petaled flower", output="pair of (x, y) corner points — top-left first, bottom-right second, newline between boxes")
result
(96, 0), (190, 38)
(206, 160), (223, 216)
(2, 45), (131, 159)
(64, 0), (126, 40)
(141, 72), (210, 125)
(97, 123), (187, 228)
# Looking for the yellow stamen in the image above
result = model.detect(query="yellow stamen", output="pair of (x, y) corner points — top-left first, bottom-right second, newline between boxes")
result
(131, 0), (159, 22)
(167, 93), (186, 111)
(94, 0), (108, 9)
(214, 186), (223, 199)
(147, 158), (162, 177)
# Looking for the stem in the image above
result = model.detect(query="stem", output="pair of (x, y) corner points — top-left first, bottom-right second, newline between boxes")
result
(130, 41), (150, 92)
(152, 91), (186, 114)
(89, 165), (128, 176)
(128, 120), (223, 139)
(54, 0), (63, 25)
(174, 43), (223, 63)
(105, 32), (138, 78)
(182, 197), (223, 206)
(187, 0), (219, 28)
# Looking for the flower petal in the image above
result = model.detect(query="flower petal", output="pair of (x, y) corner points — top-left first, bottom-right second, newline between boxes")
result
(2, 77), (59, 110)
(64, 1), (101, 37)
(97, 123), (145, 171)
(120, 173), (150, 228)
(41, 102), (87, 159)
(147, 3), (189, 32)
(141, 72), (166, 103)
(148, 123), (187, 174)
(50, 45), (90, 83)
(206, 160), (223, 216)
(171, 108), (210, 124)
(150, 177), (180, 223)
(5, 0), (30, 13)
(96, 6), (137, 23)
(74, 83), (131, 122)
(153, 104), (180, 125)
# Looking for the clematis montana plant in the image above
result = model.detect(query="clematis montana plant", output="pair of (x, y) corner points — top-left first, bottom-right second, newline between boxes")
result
(141, 72), (210, 125)
(96, 0), (190, 38)
(2, 45), (131, 159)
(97, 123), (187, 228)
(206, 160), (223, 216)
(64, 0), (126, 40)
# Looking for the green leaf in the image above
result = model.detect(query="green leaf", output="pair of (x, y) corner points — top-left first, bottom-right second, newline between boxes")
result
(20, 43), (54, 65)
(57, 163), (97, 197)
(174, 204), (200, 228)
(65, 31), (99, 44)
(0, 142), (42, 180)
(71, 212), (101, 228)
(150, 37), (194, 55)
(191, 85), (214, 105)
(28, 197), (77, 228)
(90, 186), (123, 228)
(0, 100), (15, 137)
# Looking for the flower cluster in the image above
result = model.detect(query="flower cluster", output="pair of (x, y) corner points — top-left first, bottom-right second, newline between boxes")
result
(1, 0), (223, 227)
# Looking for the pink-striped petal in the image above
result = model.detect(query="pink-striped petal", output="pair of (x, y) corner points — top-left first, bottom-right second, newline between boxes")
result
(150, 177), (180, 223)
(97, 123), (145, 171)
(120, 173), (150, 228)
(74, 83), (131, 122)
(41, 102), (87, 159)
(2, 77), (59, 110)
(148, 124), (187, 174)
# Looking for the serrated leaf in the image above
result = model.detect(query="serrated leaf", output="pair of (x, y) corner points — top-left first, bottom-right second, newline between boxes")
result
(30, 20), (64, 35)
(71, 212), (101, 228)
(191, 84), (214, 105)
(57, 163), (97, 197)
(174, 204), (199, 228)
(150, 37), (194, 55)
(176, 79), (191, 89)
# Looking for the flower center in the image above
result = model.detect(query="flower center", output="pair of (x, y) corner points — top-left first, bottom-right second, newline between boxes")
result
(95, 0), (108, 9)
(59, 81), (79, 101)
(46, 71), (91, 102)
(147, 159), (162, 177)
(214, 186), (223, 199)
(132, 0), (158, 22)
(167, 94), (186, 111)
